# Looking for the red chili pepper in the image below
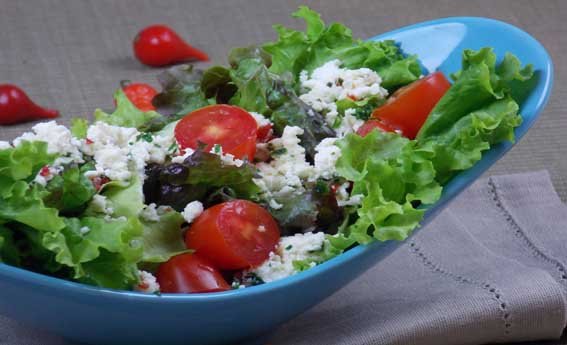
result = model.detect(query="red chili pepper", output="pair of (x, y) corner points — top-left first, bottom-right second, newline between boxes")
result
(133, 25), (209, 67)
(122, 82), (158, 111)
(0, 84), (59, 125)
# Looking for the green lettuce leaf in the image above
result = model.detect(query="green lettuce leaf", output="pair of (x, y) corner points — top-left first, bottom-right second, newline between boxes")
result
(141, 209), (188, 263)
(336, 95), (385, 122)
(41, 216), (143, 289)
(70, 118), (89, 139)
(228, 48), (335, 158)
(0, 141), (55, 184)
(336, 130), (441, 242)
(101, 170), (188, 263)
(94, 89), (162, 129)
(44, 166), (96, 214)
(144, 150), (260, 211)
(0, 225), (20, 265)
(0, 181), (65, 232)
(103, 172), (145, 219)
(263, 6), (421, 90)
(416, 48), (533, 182)
(153, 64), (214, 117)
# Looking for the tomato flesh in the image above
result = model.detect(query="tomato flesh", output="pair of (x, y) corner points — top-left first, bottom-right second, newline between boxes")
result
(122, 83), (158, 112)
(371, 72), (451, 139)
(356, 119), (397, 137)
(156, 253), (230, 294)
(186, 200), (280, 270)
(257, 124), (274, 143)
(175, 105), (257, 161)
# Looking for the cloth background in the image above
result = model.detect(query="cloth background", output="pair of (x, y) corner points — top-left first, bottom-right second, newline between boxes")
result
(0, 1), (565, 344)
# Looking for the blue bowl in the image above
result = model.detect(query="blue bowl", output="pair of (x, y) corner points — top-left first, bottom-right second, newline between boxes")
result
(0, 17), (553, 345)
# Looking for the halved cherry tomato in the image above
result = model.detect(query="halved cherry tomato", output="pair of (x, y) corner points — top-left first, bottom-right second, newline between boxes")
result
(371, 72), (451, 139)
(175, 105), (257, 161)
(186, 200), (280, 270)
(156, 253), (230, 294)
(256, 124), (274, 143)
(356, 119), (397, 137)
(122, 83), (158, 112)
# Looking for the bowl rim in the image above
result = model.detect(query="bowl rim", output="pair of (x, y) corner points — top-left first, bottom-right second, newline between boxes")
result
(0, 15), (554, 303)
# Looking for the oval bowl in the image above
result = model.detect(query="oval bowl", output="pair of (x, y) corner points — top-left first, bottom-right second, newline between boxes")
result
(0, 17), (553, 345)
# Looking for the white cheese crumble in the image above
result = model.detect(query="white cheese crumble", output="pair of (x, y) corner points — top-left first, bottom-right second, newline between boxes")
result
(299, 59), (387, 135)
(0, 141), (11, 150)
(249, 112), (272, 127)
(135, 270), (160, 294)
(312, 138), (341, 181)
(171, 148), (195, 164)
(82, 122), (172, 182)
(336, 108), (364, 138)
(254, 126), (315, 207)
(140, 203), (160, 222)
(13, 121), (84, 166)
(335, 182), (363, 207)
(210, 145), (245, 167)
(251, 232), (327, 283)
(79, 226), (91, 235)
(182, 201), (204, 224)
(89, 194), (114, 215)
(32, 165), (61, 187)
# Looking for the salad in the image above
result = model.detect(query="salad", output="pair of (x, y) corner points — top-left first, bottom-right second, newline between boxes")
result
(0, 7), (533, 294)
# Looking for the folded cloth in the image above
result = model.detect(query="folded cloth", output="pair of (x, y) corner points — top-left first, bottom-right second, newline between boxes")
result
(1, 171), (566, 345)
(270, 170), (567, 345)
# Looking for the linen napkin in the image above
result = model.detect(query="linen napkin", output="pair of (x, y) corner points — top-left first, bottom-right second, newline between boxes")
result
(1, 170), (566, 345)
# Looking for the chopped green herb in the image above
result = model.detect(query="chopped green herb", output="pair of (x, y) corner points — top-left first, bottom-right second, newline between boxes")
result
(271, 148), (287, 156)
(213, 144), (222, 154)
(315, 179), (330, 194)
(136, 133), (154, 143)
(285, 245), (293, 250)
(167, 142), (178, 153)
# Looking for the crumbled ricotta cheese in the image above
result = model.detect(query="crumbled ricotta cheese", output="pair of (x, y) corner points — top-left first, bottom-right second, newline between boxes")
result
(299, 59), (387, 135)
(251, 232), (327, 283)
(89, 194), (114, 215)
(82, 122), (173, 182)
(0, 141), (11, 150)
(171, 148), (195, 164)
(140, 203), (160, 222)
(249, 112), (272, 127)
(254, 126), (315, 205)
(312, 138), (341, 181)
(32, 165), (61, 186)
(13, 121), (84, 166)
(79, 226), (91, 235)
(335, 108), (364, 138)
(335, 182), (364, 207)
(182, 201), (204, 224)
(209, 145), (245, 167)
(135, 270), (160, 294)
(82, 122), (138, 181)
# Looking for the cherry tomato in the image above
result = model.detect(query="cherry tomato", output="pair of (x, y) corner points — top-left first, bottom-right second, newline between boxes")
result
(0, 84), (59, 125)
(186, 200), (280, 270)
(175, 105), (258, 161)
(256, 124), (274, 143)
(356, 119), (397, 137)
(371, 72), (451, 139)
(156, 253), (230, 294)
(133, 25), (209, 67)
(122, 83), (157, 112)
